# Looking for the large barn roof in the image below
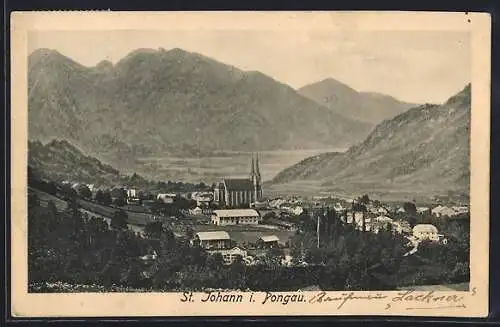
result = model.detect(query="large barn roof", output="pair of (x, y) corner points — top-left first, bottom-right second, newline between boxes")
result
(259, 235), (280, 243)
(213, 209), (260, 218)
(196, 231), (231, 241)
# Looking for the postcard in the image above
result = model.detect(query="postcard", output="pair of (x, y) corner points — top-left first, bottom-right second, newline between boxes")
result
(10, 11), (490, 317)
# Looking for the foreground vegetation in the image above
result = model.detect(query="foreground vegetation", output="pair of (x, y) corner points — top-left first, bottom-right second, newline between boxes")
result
(28, 183), (469, 292)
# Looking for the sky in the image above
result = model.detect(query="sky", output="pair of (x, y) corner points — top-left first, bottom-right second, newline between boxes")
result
(28, 30), (470, 104)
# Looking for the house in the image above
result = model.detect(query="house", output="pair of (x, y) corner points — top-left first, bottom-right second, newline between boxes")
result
(157, 193), (176, 204)
(452, 206), (469, 215)
(417, 207), (430, 214)
(375, 215), (393, 223)
(191, 192), (213, 207)
(250, 201), (268, 209)
(394, 220), (412, 234)
(139, 250), (158, 263)
(377, 207), (389, 215)
(189, 206), (204, 215)
(347, 211), (365, 227)
(211, 209), (260, 226)
(194, 231), (231, 250)
(209, 247), (248, 265)
(291, 206), (304, 216)
(397, 207), (406, 213)
(413, 224), (439, 241)
(431, 205), (456, 217)
(333, 203), (343, 212)
(126, 188), (137, 198)
(371, 217), (394, 234)
(257, 235), (280, 248)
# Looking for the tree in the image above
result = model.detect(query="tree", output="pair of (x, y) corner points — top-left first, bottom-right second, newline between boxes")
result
(111, 210), (128, 230)
(77, 184), (92, 199)
(144, 221), (165, 239)
(102, 191), (112, 206)
(265, 247), (284, 267)
(95, 190), (104, 203)
(403, 202), (417, 214)
(113, 197), (126, 207)
(28, 193), (40, 209)
(359, 194), (370, 205)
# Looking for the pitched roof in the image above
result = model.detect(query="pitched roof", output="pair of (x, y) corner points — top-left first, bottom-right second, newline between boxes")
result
(213, 209), (260, 218)
(260, 235), (279, 242)
(413, 224), (438, 234)
(223, 178), (254, 190)
(196, 231), (231, 241)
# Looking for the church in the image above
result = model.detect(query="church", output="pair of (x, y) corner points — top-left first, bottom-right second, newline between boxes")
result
(213, 154), (263, 208)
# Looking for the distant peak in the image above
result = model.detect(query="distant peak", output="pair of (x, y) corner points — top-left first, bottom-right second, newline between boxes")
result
(167, 47), (190, 55)
(95, 59), (114, 69)
(29, 48), (66, 61)
(299, 77), (357, 93)
(445, 83), (471, 105)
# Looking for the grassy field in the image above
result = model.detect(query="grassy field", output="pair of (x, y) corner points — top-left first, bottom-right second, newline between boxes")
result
(30, 187), (155, 226)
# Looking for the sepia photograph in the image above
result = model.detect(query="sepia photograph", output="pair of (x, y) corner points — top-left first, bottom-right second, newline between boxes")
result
(10, 11), (490, 317)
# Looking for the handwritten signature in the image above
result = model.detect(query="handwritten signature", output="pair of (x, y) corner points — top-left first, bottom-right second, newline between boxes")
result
(308, 288), (476, 310)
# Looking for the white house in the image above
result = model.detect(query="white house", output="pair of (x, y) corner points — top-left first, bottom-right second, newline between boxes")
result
(127, 188), (137, 198)
(291, 206), (304, 216)
(431, 205), (456, 217)
(413, 224), (439, 241)
(211, 209), (260, 226)
(194, 231), (231, 249)
(334, 203), (344, 212)
(192, 192), (213, 206)
(189, 206), (203, 215)
(209, 247), (248, 265)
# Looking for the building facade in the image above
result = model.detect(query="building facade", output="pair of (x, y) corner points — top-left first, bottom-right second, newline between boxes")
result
(214, 154), (263, 208)
(209, 247), (248, 265)
(413, 224), (439, 241)
(211, 209), (260, 226)
(194, 231), (231, 249)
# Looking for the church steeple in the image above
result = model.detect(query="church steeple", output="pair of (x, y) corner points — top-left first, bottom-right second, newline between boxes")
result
(250, 155), (255, 180)
(255, 153), (261, 182)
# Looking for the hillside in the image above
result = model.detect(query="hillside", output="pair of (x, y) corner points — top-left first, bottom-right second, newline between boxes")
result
(270, 84), (471, 201)
(28, 48), (372, 170)
(298, 78), (418, 124)
(28, 139), (131, 187)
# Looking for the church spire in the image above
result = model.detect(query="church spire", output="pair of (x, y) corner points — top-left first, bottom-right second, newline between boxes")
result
(255, 153), (261, 181)
(250, 154), (255, 178)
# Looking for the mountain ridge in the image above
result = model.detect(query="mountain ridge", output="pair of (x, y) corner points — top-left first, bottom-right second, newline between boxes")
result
(270, 84), (471, 201)
(298, 77), (419, 124)
(28, 48), (373, 171)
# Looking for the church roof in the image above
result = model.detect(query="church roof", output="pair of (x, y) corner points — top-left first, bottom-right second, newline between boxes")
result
(223, 178), (254, 190)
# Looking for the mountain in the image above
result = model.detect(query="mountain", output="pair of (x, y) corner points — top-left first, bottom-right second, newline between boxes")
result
(28, 48), (372, 170)
(28, 139), (126, 186)
(270, 84), (471, 201)
(298, 78), (418, 124)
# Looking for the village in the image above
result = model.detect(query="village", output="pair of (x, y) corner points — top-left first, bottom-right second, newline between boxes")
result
(31, 154), (469, 270)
